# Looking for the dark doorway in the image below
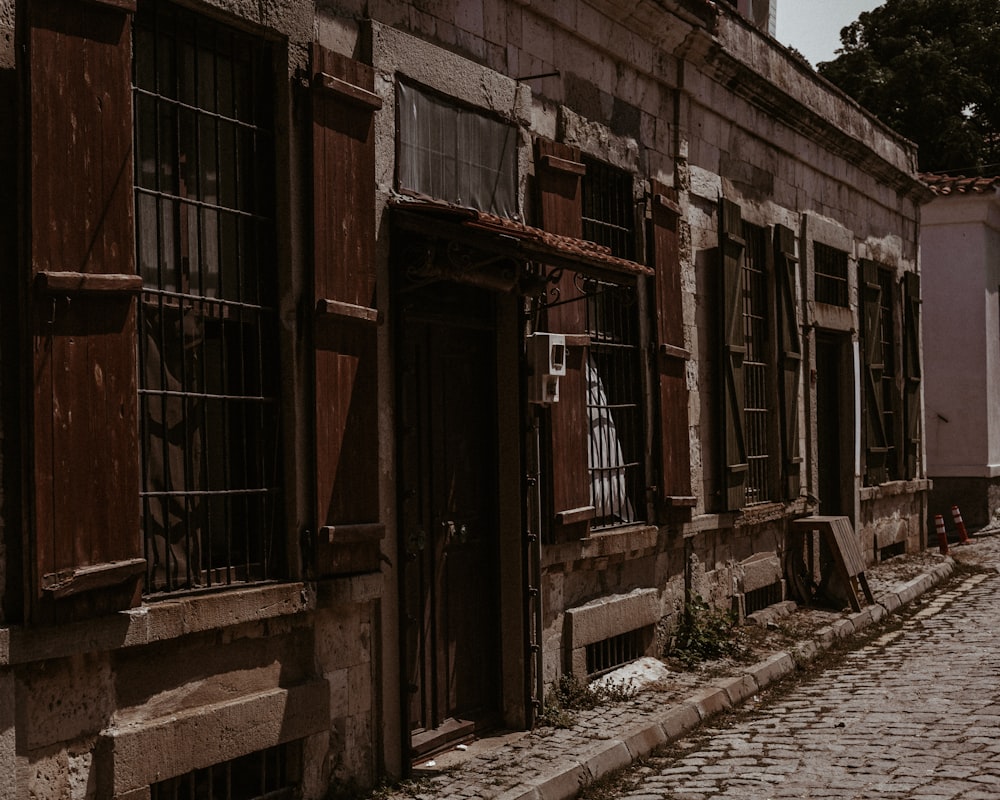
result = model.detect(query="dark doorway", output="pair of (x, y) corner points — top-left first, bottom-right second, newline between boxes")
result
(816, 335), (845, 516)
(397, 283), (502, 760)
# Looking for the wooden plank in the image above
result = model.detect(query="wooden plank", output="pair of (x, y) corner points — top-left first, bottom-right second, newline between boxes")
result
(310, 46), (381, 571)
(315, 298), (380, 325)
(790, 516), (874, 610)
(35, 271), (143, 295)
(312, 72), (383, 110)
(651, 179), (693, 509)
(25, 0), (141, 615)
(42, 557), (146, 599)
(536, 139), (591, 533)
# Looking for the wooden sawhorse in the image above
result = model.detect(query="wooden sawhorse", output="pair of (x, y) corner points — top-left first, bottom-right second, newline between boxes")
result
(789, 515), (875, 612)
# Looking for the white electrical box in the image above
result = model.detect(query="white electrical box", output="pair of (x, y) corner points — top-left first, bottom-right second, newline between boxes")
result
(527, 332), (567, 405)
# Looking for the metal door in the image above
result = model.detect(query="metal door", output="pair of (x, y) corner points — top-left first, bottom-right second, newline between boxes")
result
(398, 298), (501, 759)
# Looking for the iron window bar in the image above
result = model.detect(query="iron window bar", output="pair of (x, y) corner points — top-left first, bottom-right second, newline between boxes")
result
(134, 0), (283, 596)
(875, 266), (898, 484)
(814, 242), (849, 307)
(149, 743), (297, 800)
(579, 159), (644, 530)
(742, 222), (771, 505)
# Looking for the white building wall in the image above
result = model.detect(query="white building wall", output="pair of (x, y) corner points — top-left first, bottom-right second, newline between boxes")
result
(923, 195), (997, 476)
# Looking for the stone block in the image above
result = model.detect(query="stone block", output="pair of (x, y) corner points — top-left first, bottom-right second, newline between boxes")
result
(718, 674), (758, 706)
(565, 589), (659, 649)
(686, 686), (732, 720)
(19, 652), (114, 751)
(621, 721), (667, 758)
(747, 651), (794, 689)
(580, 740), (631, 781)
(658, 703), (701, 741)
(880, 592), (902, 614)
(531, 762), (588, 800)
(101, 680), (329, 796)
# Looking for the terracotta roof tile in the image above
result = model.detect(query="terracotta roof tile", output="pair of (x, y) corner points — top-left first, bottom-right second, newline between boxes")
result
(921, 173), (1000, 196)
(389, 195), (653, 280)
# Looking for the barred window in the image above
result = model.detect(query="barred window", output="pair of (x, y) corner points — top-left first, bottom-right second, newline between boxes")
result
(865, 267), (900, 486)
(133, 0), (283, 595)
(582, 157), (636, 260)
(742, 222), (771, 505)
(150, 744), (298, 800)
(814, 242), (849, 307)
(581, 161), (644, 528)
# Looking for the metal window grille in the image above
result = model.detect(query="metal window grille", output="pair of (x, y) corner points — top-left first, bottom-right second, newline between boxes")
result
(581, 158), (636, 260)
(742, 223), (771, 505)
(149, 744), (297, 800)
(585, 283), (644, 529)
(814, 242), (849, 306)
(586, 627), (647, 678)
(579, 161), (643, 529)
(877, 267), (898, 483)
(744, 581), (783, 615)
(133, 1), (283, 595)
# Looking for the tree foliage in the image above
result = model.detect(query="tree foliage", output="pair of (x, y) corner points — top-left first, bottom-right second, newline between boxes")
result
(817, 0), (1000, 175)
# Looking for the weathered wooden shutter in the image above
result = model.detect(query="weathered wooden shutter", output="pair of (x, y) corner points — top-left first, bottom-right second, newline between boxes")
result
(650, 182), (694, 510)
(536, 139), (593, 534)
(860, 260), (888, 479)
(719, 199), (748, 510)
(902, 271), (922, 479)
(774, 224), (802, 499)
(21, 0), (144, 621)
(310, 46), (384, 575)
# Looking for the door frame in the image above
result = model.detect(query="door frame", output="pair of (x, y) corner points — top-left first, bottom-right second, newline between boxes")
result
(392, 270), (528, 766)
(814, 331), (856, 522)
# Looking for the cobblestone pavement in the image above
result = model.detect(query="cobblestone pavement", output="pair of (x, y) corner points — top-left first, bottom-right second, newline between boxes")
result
(612, 565), (1000, 799)
(379, 530), (1000, 800)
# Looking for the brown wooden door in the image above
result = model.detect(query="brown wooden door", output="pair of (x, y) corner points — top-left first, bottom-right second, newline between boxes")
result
(398, 293), (501, 759)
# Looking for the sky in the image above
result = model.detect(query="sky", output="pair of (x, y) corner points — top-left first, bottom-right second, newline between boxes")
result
(775, 0), (885, 67)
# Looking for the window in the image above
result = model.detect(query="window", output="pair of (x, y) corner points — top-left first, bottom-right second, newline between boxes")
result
(133, 1), (283, 594)
(397, 82), (517, 217)
(876, 268), (899, 483)
(814, 242), (849, 306)
(860, 262), (901, 486)
(150, 744), (298, 800)
(741, 222), (773, 505)
(581, 162), (644, 528)
(582, 157), (636, 260)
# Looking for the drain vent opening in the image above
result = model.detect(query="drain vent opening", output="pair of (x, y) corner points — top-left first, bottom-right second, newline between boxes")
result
(744, 580), (783, 616)
(586, 627), (647, 678)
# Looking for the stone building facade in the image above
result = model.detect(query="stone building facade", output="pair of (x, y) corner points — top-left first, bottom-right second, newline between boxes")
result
(0, 0), (929, 796)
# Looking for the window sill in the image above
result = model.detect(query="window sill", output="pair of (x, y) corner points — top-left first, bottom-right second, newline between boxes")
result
(542, 524), (659, 568)
(0, 581), (326, 666)
(684, 497), (816, 537)
(860, 478), (932, 502)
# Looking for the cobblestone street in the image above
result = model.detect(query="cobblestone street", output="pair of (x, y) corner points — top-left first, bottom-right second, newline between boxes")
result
(608, 566), (1000, 799)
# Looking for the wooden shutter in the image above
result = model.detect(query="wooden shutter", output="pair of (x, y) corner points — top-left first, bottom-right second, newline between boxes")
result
(650, 182), (694, 509)
(860, 260), (888, 478)
(774, 224), (802, 499)
(310, 46), (384, 576)
(535, 139), (593, 534)
(902, 271), (922, 479)
(719, 199), (748, 510)
(21, 0), (144, 621)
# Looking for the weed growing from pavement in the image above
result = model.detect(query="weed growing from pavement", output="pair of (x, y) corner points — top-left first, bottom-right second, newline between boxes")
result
(537, 673), (638, 728)
(666, 595), (747, 668)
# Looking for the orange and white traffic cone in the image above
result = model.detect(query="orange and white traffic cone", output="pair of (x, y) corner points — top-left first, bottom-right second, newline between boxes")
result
(951, 505), (971, 545)
(935, 514), (949, 554)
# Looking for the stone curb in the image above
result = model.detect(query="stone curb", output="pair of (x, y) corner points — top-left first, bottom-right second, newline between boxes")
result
(508, 556), (957, 800)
